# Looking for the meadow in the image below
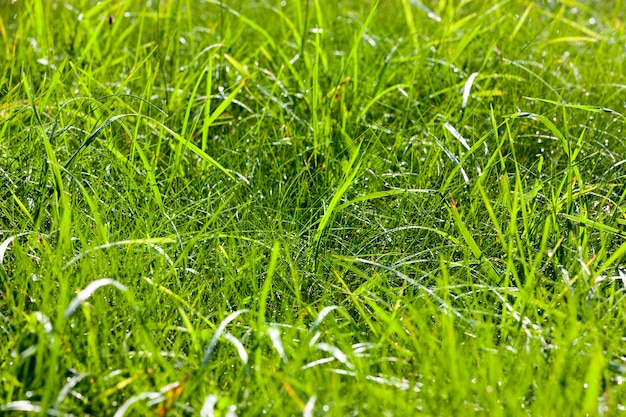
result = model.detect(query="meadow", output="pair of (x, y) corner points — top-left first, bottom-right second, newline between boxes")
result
(1, 0), (626, 415)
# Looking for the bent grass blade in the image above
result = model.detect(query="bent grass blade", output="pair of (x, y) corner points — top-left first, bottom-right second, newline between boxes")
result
(62, 238), (176, 270)
(64, 278), (128, 319)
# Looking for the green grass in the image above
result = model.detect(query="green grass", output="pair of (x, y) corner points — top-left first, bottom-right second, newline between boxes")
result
(1, 0), (626, 415)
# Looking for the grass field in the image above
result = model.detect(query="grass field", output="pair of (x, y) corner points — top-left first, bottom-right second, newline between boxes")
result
(1, 0), (626, 415)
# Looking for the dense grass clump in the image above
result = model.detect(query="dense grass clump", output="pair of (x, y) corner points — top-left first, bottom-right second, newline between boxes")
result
(1, 0), (626, 415)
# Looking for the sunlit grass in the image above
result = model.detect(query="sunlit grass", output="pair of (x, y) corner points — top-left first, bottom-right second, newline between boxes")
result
(1, 0), (626, 415)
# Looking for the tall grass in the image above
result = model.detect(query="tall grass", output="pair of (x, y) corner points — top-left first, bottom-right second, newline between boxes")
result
(1, 0), (625, 415)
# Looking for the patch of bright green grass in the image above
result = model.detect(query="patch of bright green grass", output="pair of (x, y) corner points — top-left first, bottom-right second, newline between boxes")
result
(1, 0), (626, 415)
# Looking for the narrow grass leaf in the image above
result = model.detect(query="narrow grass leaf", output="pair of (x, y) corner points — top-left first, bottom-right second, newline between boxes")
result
(223, 333), (248, 364)
(409, 0), (441, 22)
(148, 243), (174, 265)
(593, 240), (626, 280)
(461, 72), (479, 110)
(64, 113), (137, 171)
(313, 144), (361, 248)
(510, 3), (533, 41)
(450, 200), (501, 283)
(430, 73), (525, 98)
(333, 269), (379, 336)
(225, 404), (238, 417)
(200, 395), (219, 417)
(62, 238), (175, 270)
(0, 402), (64, 415)
(204, 78), (248, 132)
(64, 278), (128, 319)
(34, 312), (53, 334)
(315, 342), (354, 370)
(561, 213), (623, 235)
(113, 392), (163, 417)
(128, 129), (163, 210)
(301, 357), (336, 370)
(358, 84), (410, 121)
(267, 326), (288, 363)
(0, 233), (27, 265)
(511, 111), (570, 155)
(365, 375), (420, 392)
(523, 96), (626, 121)
(346, 257), (472, 325)
(142, 117), (236, 179)
(582, 350), (604, 415)
(544, 36), (598, 45)
(303, 396), (317, 417)
(433, 136), (469, 185)
(443, 122), (470, 151)
(202, 309), (249, 367)
(335, 189), (436, 213)
(258, 241), (280, 326)
(450, 201), (482, 261)
(10, 194), (33, 221)
(55, 372), (89, 405)
(309, 306), (340, 334)
(143, 277), (206, 322)
(205, 1), (276, 49)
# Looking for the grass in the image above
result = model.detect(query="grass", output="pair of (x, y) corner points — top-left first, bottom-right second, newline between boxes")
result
(1, 0), (626, 415)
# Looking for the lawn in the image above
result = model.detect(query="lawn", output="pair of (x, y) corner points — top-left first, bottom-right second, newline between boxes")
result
(1, 0), (626, 415)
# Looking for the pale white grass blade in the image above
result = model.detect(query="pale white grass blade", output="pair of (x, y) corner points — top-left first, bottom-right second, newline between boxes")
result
(309, 305), (339, 333)
(202, 309), (249, 366)
(409, 0), (442, 22)
(148, 243), (173, 265)
(0, 236), (16, 265)
(443, 122), (471, 151)
(462, 72), (479, 110)
(0, 233), (30, 265)
(64, 278), (128, 319)
(329, 369), (356, 376)
(460, 166), (470, 184)
(0, 402), (66, 416)
(352, 342), (376, 356)
(200, 394), (219, 417)
(303, 396), (317, 417)
(301, 357), (335, 370)
(223, 332), (248, 364)
(55, 372), (89, 405)
(432, 135), (470, 184)
(268, 326), (288, 363)
(309, 331), (321, 347)
(113, 392), (163, 417)
(225, 405), (238, 417)
(34, 311), (52, 334)
(366, 375), (423, 392)
(315, 342), (354, 370)
(0, 401), (38, 414)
